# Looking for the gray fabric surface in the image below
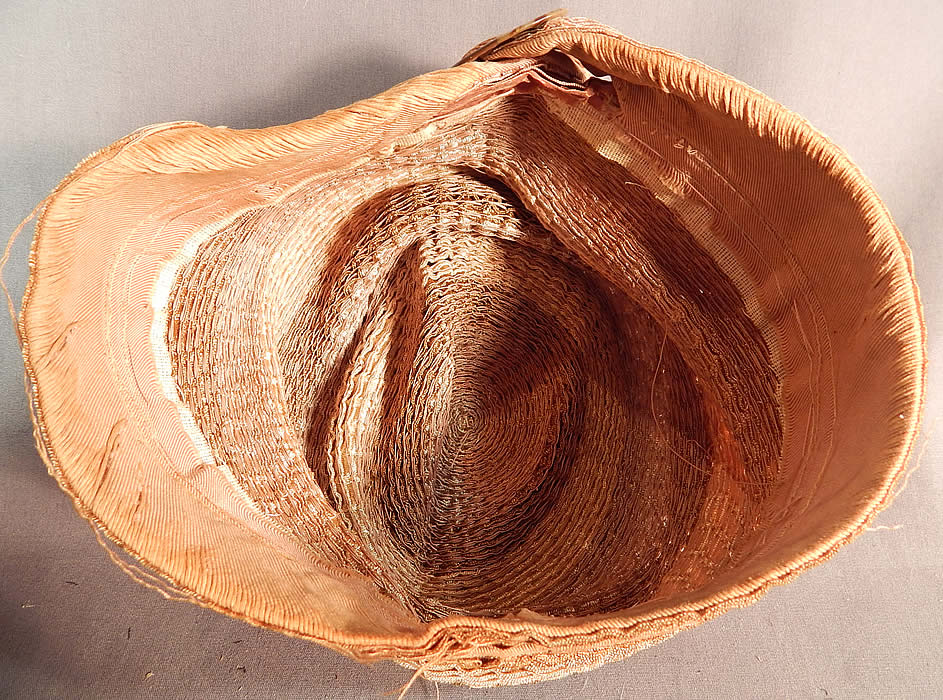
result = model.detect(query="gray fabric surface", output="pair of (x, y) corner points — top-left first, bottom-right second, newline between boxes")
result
(1, 1), (941, 697)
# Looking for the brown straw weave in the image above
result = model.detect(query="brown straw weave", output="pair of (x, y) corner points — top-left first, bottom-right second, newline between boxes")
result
(8, 11), (926, 688)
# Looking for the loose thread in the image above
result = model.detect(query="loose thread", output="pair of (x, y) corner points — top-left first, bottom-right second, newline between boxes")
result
(391, 645), (452, 700)
(93, 526), (192, 603)
(1, 199), (48, 347)
(395, 664), (426, 700)
(891, 416), (934, 502)
(866, 419), (935, 532)
(649, 327), (760, 486)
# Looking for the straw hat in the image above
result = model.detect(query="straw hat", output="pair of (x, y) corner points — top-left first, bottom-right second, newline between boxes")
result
(11, 11), (925, 688)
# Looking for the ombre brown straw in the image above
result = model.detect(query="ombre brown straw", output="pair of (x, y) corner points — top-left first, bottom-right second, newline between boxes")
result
(8, 11), (926, 688)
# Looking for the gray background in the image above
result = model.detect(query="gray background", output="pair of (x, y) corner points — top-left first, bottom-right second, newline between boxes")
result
(2, 1), (941, 698)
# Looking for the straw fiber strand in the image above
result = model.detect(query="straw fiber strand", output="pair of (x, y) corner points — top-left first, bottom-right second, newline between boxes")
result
(13, 12), (925, 687)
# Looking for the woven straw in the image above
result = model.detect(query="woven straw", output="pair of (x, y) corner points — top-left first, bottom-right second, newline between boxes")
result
(8, 11), (926, 688)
